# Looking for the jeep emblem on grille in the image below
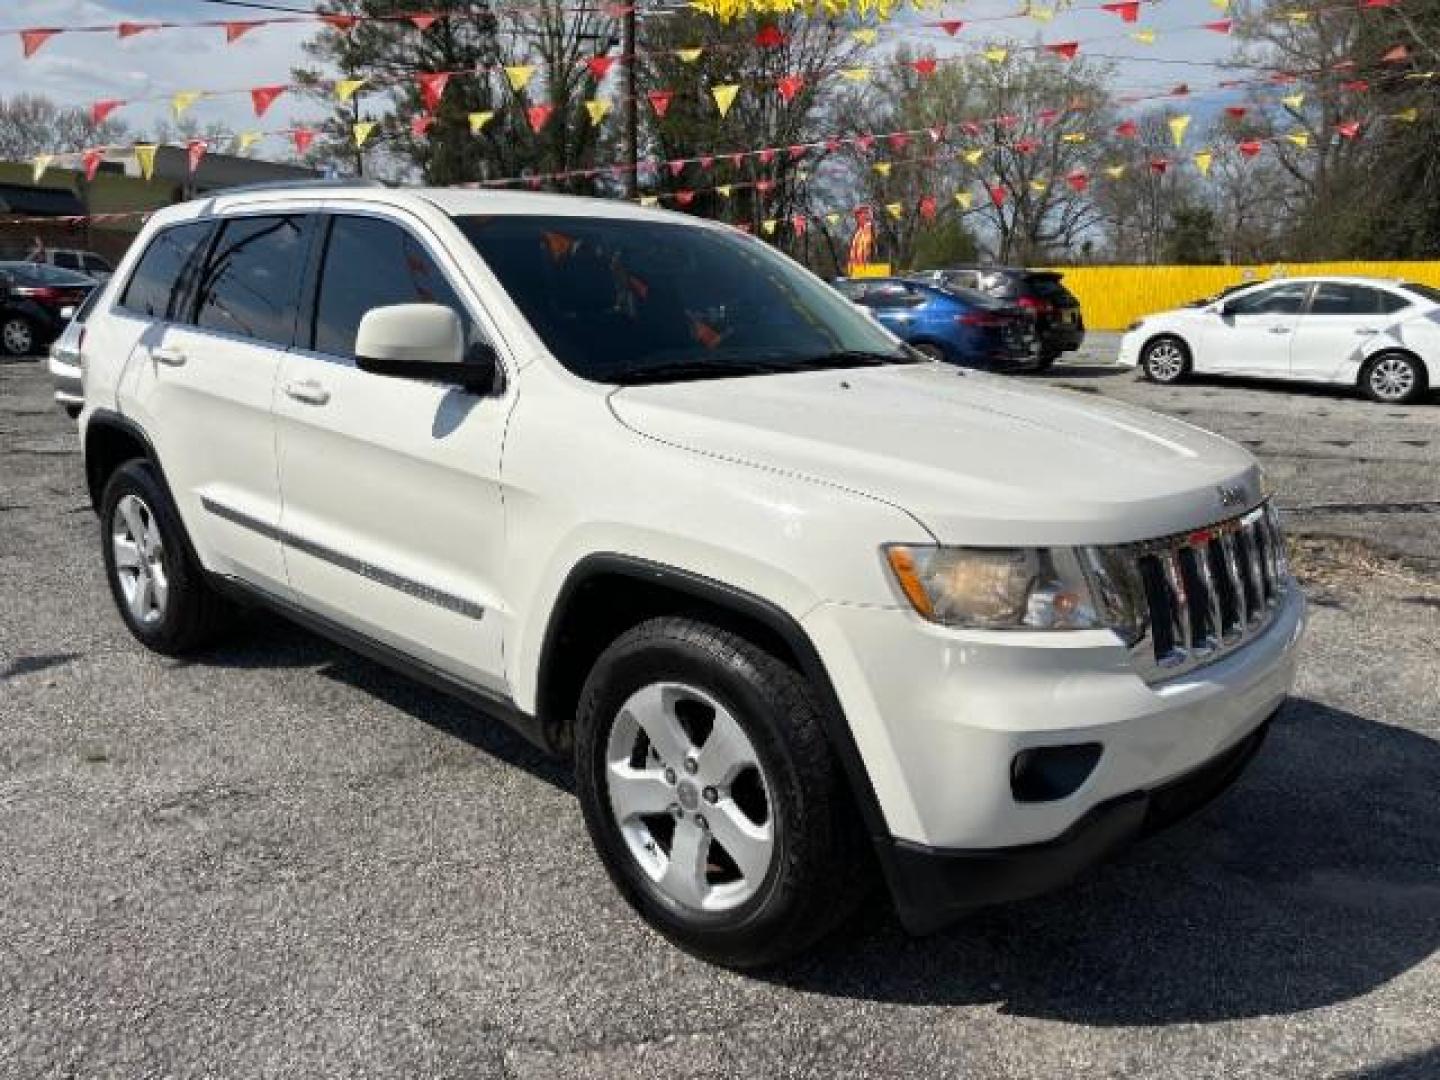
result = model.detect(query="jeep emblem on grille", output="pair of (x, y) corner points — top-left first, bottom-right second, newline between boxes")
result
(1217, 483), (1247, 508)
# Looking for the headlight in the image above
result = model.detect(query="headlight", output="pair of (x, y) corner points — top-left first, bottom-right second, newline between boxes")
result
(883, 544), (1146, 638)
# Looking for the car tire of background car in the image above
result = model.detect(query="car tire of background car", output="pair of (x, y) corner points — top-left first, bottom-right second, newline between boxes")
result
(1034, 351), (1058, 372)
(911, 342), (947, 362)
(1359, 351), (1426, 404)
(574, 616), (868, 969)
(1, 315), (36, 357)
(1140, 336), (1191, 384)
(100, 460), (233, 656)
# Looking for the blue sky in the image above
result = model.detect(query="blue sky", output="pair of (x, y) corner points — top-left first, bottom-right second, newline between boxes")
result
(1, 0), (1239, 151)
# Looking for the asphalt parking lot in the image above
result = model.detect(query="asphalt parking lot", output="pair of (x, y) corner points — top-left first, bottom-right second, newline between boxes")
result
(3, 346), (1438, 1079)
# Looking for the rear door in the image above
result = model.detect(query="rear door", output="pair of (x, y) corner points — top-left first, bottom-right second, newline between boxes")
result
(1197, 281), (1312, 376)
(273, 209), (513, 691)
(1289, 282), (1412, 383)
(120, 212), (313, 591)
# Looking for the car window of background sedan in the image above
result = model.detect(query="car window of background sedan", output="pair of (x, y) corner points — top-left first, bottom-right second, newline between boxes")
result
(1227, 282), (1312, 315)
(1308, 284), (1410, 316)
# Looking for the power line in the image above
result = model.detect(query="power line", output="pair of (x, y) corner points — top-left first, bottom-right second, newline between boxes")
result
(190, 0), (319, 14)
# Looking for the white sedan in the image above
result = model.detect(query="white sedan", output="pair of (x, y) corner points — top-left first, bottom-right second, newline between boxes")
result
(1118, 276), (1440, 404)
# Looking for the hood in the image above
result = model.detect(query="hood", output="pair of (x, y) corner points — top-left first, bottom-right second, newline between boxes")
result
(609, 365), (1262, 546)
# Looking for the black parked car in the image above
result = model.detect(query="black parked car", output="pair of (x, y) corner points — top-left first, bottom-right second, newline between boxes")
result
(0, 262), (98, 357)
(911, 266), (1085, 368)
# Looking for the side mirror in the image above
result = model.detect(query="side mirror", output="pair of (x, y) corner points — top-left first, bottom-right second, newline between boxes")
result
(355, 303), (496, 394)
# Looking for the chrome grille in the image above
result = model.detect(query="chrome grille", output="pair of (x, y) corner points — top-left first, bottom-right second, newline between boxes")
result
(1123, 503), (1289, 683)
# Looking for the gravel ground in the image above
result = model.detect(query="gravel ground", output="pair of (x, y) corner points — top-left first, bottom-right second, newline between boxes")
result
(2, 352), (1438, 1079)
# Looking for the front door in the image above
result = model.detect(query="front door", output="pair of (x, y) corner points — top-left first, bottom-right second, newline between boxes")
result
(273, 211), (513, 692)
(1198, 281), (1313, 377)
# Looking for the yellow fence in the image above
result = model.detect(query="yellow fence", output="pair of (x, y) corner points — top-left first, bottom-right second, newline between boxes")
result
(1046, 262), (1440, 331)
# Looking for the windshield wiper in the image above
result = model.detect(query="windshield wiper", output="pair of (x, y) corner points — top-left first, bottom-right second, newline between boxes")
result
(779, 349), (922, 370)
(607, 360), (794, 385)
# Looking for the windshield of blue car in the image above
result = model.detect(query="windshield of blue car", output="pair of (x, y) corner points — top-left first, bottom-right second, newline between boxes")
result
(457, 214), (915, 384)
(0, 263), (95, 287)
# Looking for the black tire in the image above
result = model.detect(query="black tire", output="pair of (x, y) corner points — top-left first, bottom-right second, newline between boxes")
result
(1, 314), (37, 357)
(1359, 351), (1427, 404)
(100, 459), (233, 655)
(1034, 350), (1059, 372)
(575, 616), (867, 968)
(912, 342), (948, 362)
(1140, 335), (1191, 384)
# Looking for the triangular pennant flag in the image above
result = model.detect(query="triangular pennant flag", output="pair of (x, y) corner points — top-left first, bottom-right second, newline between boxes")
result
(888, 132), (909, 151)
(939, 20), (964, 35)
(1282, 93), (1305, 109)
(469, 110), (495, 133)
(1030, 179), (1049, 193)
(587, 55), (615, 80)
(410, 115), (434, 138)
(873, 162), (892, 177)
(984, 47), (1009, 64)
(699, 155), (714, 170)
(584, 99), (610, 126)
(716, 184), (732, 199)
(527, 104), (553, 133)
(321, 14), (359, 31)
(646, 90), (673, 118)
(82, 149), (104, 182)
(852, 29), (878, 45)
(1101, 2), (1141, 22)
(21, 29), (60, 58)
(1225, 106), (1248, 119)
(92, 99), (124, 125)
(1392, 107), (1419, 122)
(674, 190), (695, 207)
(1014, 137), (1039, 154)
(1149, 158), (1169, 174)
(1337, 120), (1362, 139)
(758, 148), (776, 165)
(31, 154), (53, 184)
(506, 65), (536, 92)
(1130, 30), (1156, 45)
(1116, 119), (1138, 138)
(335, 78), (366, 102)
(352, 121), (376, 147)
(237, 131), (262, 154)
(1287, 11), (1310, 21)
(172, 91), (202, 117)
(755, 25), (785, 48)
(186, 139), (208, 175)
(1030, 7), (1056, 22)
(676, 47), (703, 63)
(410, 15), (439, 31)
(417, 72), (450, 112)
(251, 85), (286, 118)
(918, 195), (937, 221)
(777, 75), (805, 102)
(841, 67), (871, 82)
(1065, 170), (1089, 192)
(1382, 45), (1409, 63)
(133, 144), (157, 180)
(1204, 19), (1233, 33)
(792, 213), (808, 236)
(1168, 114), (1191, 147)
(225, 21), (261, 44)
(962, 148), (985, 165)
(988, 184), (1007, 206)
(1238, 139), (1263, 158)
(1104, 164), (1126, 178)
(712, 84), (739, 117)
(762, 219), (778, 235)
(1170, 83), (1190, 96)
(856, 134), (876, 152)
(1287, 130), (1311, 148)
(954, 192), (973, 210)
(754, 179), (775, 195)
(668, 159), (686, 177)
(1193, 150), (1213, 176)
(911, 57), (938, 77)
(825, 212), (841, 226)
(1047, 41), (1080, 60)
(117, 22), (158, 39)
(885, 202), (903, 220)
(292, 128), (315, 155)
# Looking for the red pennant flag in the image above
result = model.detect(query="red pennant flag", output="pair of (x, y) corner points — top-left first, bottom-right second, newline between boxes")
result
(699, 155), (714, 170)
(1101, 2), (1140, 22)
(758, 148), (776, 165)
(1116, 120), (1139, 138)
(1065, 170), (1089, 192)
(825, 138), (841, 153)
(1225, 106), (1248, 119)
(961, 121), (982, 137)
(187, 139), (208, 174)
(918, 195), (937, 221)
(587, 55), (615, 79)
(988, 184), (1007, 206)
(647, 90), (673, 118)
(856, 134), (875, 152)
(668, 159), (685, 177)
(225, 21), (261, 43)
(929, 124), (946, 142)
(1271, 71), (1299, 83)
(1014, 138), (1039, 155)
(789, 144), (807, 161)
(735, 222), (752, 234)
(250, 85), (285, 118)
(939, 20), (964, 35)
(777, 75), (804, 102)
(417, 72), (450, 112)
(1341, 79), (1369, 93)
(82, 148), (104, 181)
(1337, 120), (1362, 139)
(410, 15), (440, 31)
(321, 14), (359, 31)
(755, 25), (785, 48)
(997, 114), (1020, 129)
(911, 58), (938, 77)
(1364, 0), (1396, 7)
(291, 128), (315, 155)
(411, 114), (434, 137)
(728, 152), (745, 168)
(1238, 140), (1263, 158)
(1171, 83), (1190, 97)
(1382, 45), (1409, 63)
(675, 190), (695, 207)
(755, 179), (776, 195)
(21, 29), (60, 58)
(1149, 158), (1169, 174)
(1038, 109), (1059, 125)
(527, 104), (553, 133)
(1047, 41), (1080, 60)
(888, 132), (909, 151)
(117, 22), (157, 39)
(91, 99), (124, 124)
(791, 213), (807, 236)
(1204, 19), (1233, 34)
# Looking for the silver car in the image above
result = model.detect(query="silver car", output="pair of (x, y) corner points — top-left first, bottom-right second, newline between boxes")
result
(47, 295), (93, 419)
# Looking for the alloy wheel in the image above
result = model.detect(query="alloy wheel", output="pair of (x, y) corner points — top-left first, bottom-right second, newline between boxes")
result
(111, 494), (169, 625)
(1144, 340), (1186, 382)
(605, 682), (775, 913)
(2, 318), (33, 356)
(1368, 355), (1416, 401)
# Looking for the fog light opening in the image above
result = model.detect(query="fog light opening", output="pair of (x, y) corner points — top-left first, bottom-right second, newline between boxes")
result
(1010, 743), (1104, 803)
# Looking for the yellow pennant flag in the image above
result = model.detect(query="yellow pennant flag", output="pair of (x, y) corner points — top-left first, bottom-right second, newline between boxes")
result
(469, 111), (495, 133)
(352, 121), (376, 147)
(1030, 179), (1049, 193)
(237, 131), (262, 153)
(1392, 107), (1420, 122)
(852, 29), (878, 45)
(840, 67), (871, 81)
(1193, 150), (1213, 176)
(1030, 7), (1056, 22)
(1404, 71), (1437, 80)
(1211, 0), (1231, 9)
(1130, 30), (1156, 45)
(1286, 10), (1310, 21)
(762, 218), (778, 235)
(885, 202), (903, 219)
(1287, 130), (1311, 148)
(505, 65), (535, 92)
(1168, 114), (1191, 147)
(1104, 164), (1126, 179)
(1061, 131), (1087, 143)
(984, 47), (1009, 64)
(962, 147), (985, 165)
(172, 91), (202, 117)
(716, 184), (732, 198)
(335, 78), (365, 102)
(1281, 93), (1305, 110)
(583, 99), (610, 126)
(675, 47), (703, 63)
(31, 153), (53, 184)
(133, 144), (157, 180)
(873, 162), (892, 177)
(825, 212), (841, 226)
(712, 84), (740, 118)
(954, 191), (974, 210)
(639, 195), (659, 207)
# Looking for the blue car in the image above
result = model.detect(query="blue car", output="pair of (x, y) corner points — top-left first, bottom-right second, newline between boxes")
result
(833, 276), (1037, 370)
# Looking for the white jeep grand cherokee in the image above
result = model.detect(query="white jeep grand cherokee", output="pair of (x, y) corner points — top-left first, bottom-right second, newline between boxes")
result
(77, 184), (1305, 967)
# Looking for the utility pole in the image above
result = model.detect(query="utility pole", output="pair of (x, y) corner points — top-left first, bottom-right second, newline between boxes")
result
(620, 3), (639, 198)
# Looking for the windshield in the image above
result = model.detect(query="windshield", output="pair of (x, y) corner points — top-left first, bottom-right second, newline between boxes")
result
(456, 214), (912, 384)
(0, 262), (94, 286)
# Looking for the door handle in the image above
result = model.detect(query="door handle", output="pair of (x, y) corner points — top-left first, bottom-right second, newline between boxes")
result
(151, 346), (187, 367)
(1268, 327), (1292, 335)
(284, 379), (331, 406)
(1355, 328), (1379, 335)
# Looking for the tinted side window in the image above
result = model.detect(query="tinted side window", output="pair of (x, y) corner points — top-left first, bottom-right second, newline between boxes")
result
(1228, 283), (1311, 316)
(1308, 283), (1396, 316)
(53, 252), (81, 271)
(119, 222), (213, 320)
(84, 254), (113, 275)
(311, 215), (473, 357)
(194, 215), (308, 345)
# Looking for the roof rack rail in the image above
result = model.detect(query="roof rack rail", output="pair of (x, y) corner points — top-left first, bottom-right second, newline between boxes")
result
(199, 177), (387, 198)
